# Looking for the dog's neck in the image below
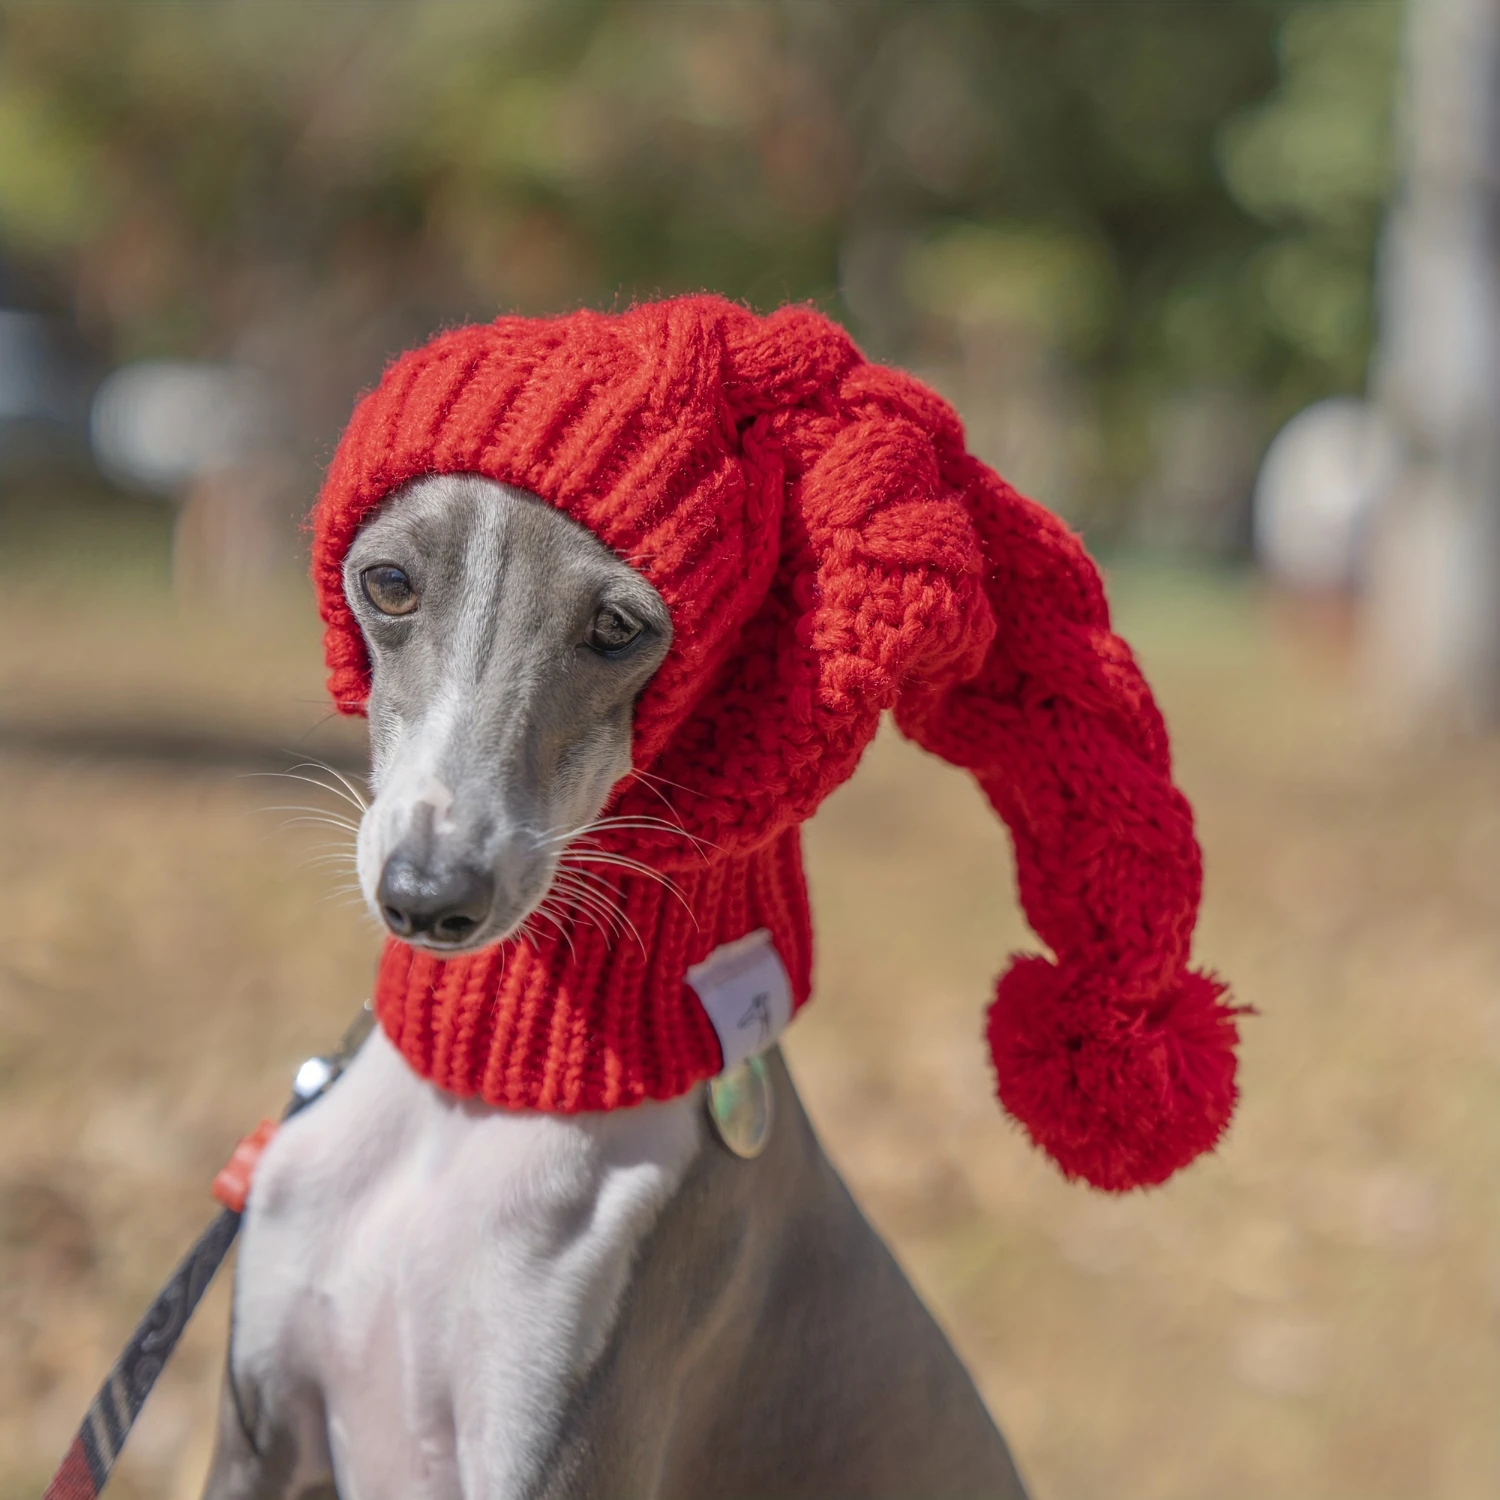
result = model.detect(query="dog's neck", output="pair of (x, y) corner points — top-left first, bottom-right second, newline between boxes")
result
(375, 828), (812, 1114)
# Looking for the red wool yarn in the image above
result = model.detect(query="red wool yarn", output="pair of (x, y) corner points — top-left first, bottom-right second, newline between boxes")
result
(311, 295), (1240, 1192)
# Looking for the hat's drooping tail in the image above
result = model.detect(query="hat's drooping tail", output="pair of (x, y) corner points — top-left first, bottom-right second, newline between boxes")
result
(723, 317), (1240, 1192)
(895, 465), (1237, 1190)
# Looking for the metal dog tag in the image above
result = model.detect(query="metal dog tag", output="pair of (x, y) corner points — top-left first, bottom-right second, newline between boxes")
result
(706, 1053), (774, 1160)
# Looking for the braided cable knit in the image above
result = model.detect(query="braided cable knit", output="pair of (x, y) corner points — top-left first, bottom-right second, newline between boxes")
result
(312, 295), (1239, 1191)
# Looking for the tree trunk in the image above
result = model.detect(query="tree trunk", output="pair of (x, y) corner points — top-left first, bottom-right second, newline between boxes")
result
(1365, 0), (1500, 731)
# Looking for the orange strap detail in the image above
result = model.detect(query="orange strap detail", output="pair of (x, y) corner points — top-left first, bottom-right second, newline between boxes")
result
(211, 1118), (279, 1214)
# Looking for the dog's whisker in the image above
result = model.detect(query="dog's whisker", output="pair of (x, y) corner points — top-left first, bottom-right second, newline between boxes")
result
(567, 817), (709, 846)
(582, 816), (714, 851)
(527, 899), (579, 960)
(550, 862), (622, 898)
(246, 769), (369, 815)
(548, 873), (639, 948)
(285, 758), (371, 812)
(279, 825), (362, 846)
(300, 843), (359, 860)
(261, 801), (364, 822)
(556, 850), (694, 917)
(272, 814), (364, 836)
(514, 919), (549, 973)
(548, 874), (627, 936)
(546, 865), (617, 907)
(530, 812), (692, 846)
(548, 870), (645, 953)
(582, 812), (702, 836)
(622, 769), (689, 823)
(550, 897), (617, 947)
(261, 807), (364, 834)
(320, 889), (371, 909)
(529, 815), (608, 849)
(627, 764), (700, 797)
(558, 852), (687, 894)
(259, 800), (360, 815)
(533, 815), (715, 857)
(560, 843), (683, 885)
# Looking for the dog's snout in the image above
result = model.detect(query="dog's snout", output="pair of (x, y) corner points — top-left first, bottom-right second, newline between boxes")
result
(377, 854), (495, 947)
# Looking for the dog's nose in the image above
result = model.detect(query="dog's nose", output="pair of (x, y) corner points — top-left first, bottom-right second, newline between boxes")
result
(377, 855), (495, 946)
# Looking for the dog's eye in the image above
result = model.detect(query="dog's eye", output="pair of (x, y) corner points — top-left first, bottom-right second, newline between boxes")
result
(586, 606), (643, 655)
(361, 565), (419, 617)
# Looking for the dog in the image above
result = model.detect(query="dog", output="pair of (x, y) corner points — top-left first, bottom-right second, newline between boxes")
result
(201, 474), (1031, 1499)
(201, 292), (1239, 1498)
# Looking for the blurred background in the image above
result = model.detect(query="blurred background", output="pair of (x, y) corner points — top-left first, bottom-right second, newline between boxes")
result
(0, 2), (1496, 1497)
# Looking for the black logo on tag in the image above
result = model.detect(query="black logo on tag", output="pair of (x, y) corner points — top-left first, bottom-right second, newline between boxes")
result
(737, 991), (772, 1045)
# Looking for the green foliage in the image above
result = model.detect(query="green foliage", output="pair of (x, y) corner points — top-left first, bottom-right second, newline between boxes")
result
(1219, 1), (1401, 392)
(0, 0), (1404, 535)
(0, 84), (102, 252)
(907, 224), (1118, 358)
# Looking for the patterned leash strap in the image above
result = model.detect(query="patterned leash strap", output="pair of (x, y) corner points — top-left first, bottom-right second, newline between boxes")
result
(40, 1004), (376, 1500)
(43, 1208), (242, 1499)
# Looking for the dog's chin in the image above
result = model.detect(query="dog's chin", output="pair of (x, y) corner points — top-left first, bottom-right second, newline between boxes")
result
(397, 933), (495, 958)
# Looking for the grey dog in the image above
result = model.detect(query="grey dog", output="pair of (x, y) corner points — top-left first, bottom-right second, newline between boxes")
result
(202, 474), (1029, 1500)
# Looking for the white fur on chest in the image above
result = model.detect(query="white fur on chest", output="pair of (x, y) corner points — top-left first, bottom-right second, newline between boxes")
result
(231, 1027), (704, 1500)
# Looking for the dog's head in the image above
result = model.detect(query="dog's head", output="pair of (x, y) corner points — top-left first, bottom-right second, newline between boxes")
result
(345, 473), (671, 952)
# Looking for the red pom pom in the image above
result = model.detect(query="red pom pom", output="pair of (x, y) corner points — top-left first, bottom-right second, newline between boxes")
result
(987, 956), (1240, 1192)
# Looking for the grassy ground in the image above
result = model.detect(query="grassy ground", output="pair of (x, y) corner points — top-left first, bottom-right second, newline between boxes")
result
(0, 514), (1495, 1498)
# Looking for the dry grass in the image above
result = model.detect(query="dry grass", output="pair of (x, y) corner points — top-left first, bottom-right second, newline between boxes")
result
(0, 549), (1495, 1499)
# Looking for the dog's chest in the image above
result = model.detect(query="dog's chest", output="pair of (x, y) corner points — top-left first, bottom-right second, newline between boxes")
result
(231, 1027), (702, 1500)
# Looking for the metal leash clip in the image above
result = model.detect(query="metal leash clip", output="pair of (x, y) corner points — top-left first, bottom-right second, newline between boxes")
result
(287, 1001), (377, 1117)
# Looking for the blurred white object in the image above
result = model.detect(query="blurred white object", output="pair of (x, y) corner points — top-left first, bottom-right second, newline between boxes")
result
(90, 360), (269, 496)
(91, 358), (292, 599)
(1253, 397), (1398, 592)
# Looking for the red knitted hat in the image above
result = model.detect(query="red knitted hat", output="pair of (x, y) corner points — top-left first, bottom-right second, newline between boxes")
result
(311, 295), (1239, 1192)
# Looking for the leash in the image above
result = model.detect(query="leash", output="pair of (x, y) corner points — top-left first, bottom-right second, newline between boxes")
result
(40, 1004), (377, 1500)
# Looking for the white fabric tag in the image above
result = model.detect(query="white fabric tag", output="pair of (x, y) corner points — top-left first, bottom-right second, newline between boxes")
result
(685, 928), (793, 1073)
